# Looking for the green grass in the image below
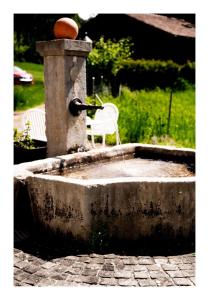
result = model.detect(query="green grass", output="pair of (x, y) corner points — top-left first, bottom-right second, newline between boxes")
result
(14, 62), (44, 111)
(87, 86), (195, 149)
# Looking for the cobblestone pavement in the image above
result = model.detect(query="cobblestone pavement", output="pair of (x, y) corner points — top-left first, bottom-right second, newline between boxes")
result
(14, 242), (195, 287)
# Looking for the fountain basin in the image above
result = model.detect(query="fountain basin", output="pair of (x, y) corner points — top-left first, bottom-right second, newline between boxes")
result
(14, 143), (195, 244)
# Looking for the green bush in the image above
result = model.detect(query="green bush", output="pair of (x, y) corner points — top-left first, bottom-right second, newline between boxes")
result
(87, 56), (195, 94)
(14, 121), (35, 149)
(118, 59), (195, 90)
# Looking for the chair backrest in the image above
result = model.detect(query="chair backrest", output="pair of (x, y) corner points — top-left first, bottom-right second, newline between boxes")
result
(91, 103), (119, 135)
(22, 109), (46, 141)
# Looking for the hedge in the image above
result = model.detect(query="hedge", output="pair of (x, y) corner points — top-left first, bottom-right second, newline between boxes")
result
(118, 59), (195, 90)
(87, 59), (195, 94)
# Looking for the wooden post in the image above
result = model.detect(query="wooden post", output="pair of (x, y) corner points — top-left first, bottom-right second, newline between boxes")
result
(167, 89), (173, 135)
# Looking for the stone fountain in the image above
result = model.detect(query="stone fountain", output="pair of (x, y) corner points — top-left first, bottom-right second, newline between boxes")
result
(14, 31), (195, 250)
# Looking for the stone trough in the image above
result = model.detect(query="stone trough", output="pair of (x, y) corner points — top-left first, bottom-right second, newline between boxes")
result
(14, 143), (195, 245)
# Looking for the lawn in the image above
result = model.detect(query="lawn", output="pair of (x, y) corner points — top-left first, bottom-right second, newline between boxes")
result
(14, 62), (44, 111)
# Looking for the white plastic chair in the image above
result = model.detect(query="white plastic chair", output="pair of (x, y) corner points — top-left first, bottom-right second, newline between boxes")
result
(86, 102), (120, 148)
(22, 108), (47, 142)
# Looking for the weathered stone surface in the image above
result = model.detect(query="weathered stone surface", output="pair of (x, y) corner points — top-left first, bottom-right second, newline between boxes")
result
(138, 279), (157, 287)
(150, 271), (169, 279)
(161, 264), (179, 271)
(15, 142), (195, 244)
(122, 258), (138, 265)
(102, 263), (115, 271)
(153, 257), (169, 264)
(115, 260), (125, 270)
(36, 39), (92, 157)
(36, 39), (92, 57)
(168, 257), (183, 264)
(82, 275), (99, 285)
(134, 271), (150, 279)
(181, 256), (195, 264)
(36, 278), (57, 286)
(99, 277), (118, 286)
(15, 271), (30, 282)
(166, 270), (185, 278)
(118, 278), (138, 286)
(67, 267), (82, 275)
(90, 257), (105, 264)
(181, 270), (195, 277)
(24, 264), (40, 274)
(51, 265), (70, 273)
(133, 265), (147, 271)
(114, 271), (133, 278)
(155, 278), (175, 286)
(41, 261), (56, 269)
(82, 268), (98, 276)
(178, 264), (194, 270)
(98, 270), (114, 278)
(22, 274), (41, 285)
(15, 261), (30, 269)
(34, 269), (51, 278)
(85, 263), (101, 270)
(138, 258), (154, 265)
(173, 277), (193, 286)
(147, 264), (162, 271)
(50, 273), (66, 280)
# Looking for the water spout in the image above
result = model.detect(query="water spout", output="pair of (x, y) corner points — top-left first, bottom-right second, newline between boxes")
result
(69, 98), (104, 116)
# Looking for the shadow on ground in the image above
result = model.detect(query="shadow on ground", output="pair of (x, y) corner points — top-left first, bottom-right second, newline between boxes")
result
(14, 227), (195, 261)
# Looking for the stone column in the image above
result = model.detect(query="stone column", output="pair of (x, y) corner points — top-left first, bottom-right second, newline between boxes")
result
(36, 39), (92, 157)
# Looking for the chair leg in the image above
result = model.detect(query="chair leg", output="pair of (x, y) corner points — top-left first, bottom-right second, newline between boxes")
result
(116, 129), (120, 145)
(102, 134), (106, 147)
(91, 134), (96, 148)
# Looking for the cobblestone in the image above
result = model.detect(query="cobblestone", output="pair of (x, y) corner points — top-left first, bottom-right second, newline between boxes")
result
(98, 270), (114, 278)
(118, 278), (138, 286)
(134, 271), (150, 279)
(99, 277), (118, 286)
(150, 270), (169, 279)
(138, 279), (157, 286)
(166, 270), (185, 278)
(114, 270), (133, 279)
(14, 245), (195, 287)
(155, 278), (175, 286)
(173, 277), (193, 286)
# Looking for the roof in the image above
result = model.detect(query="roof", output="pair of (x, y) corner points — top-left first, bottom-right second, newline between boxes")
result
(128, 14), (195, 38)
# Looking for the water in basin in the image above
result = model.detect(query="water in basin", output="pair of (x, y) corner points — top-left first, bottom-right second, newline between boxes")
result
(54, 157), (194, 179)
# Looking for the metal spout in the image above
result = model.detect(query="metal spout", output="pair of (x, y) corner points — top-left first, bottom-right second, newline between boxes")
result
(69, 98), (104, 116)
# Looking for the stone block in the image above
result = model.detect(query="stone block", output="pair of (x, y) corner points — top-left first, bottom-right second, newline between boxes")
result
(138, 279), (157, 287)
(173, 277), (193, 286)
(118, 278), (138, 287)
(99, 277), (118, 286)
(114, 270), (133, 278)
(134, 271), (150, 279)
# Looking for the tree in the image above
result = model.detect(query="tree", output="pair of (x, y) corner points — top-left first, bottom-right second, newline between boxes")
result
(87, 37), (133, 96)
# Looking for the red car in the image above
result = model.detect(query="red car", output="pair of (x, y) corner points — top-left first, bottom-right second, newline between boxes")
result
(14, 66), (33, 84)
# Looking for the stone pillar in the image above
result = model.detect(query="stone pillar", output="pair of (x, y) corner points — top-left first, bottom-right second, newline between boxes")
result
(36, 39), (92, 157)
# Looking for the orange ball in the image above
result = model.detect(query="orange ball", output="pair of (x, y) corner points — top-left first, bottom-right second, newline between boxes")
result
(53, 17), (79, 39)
